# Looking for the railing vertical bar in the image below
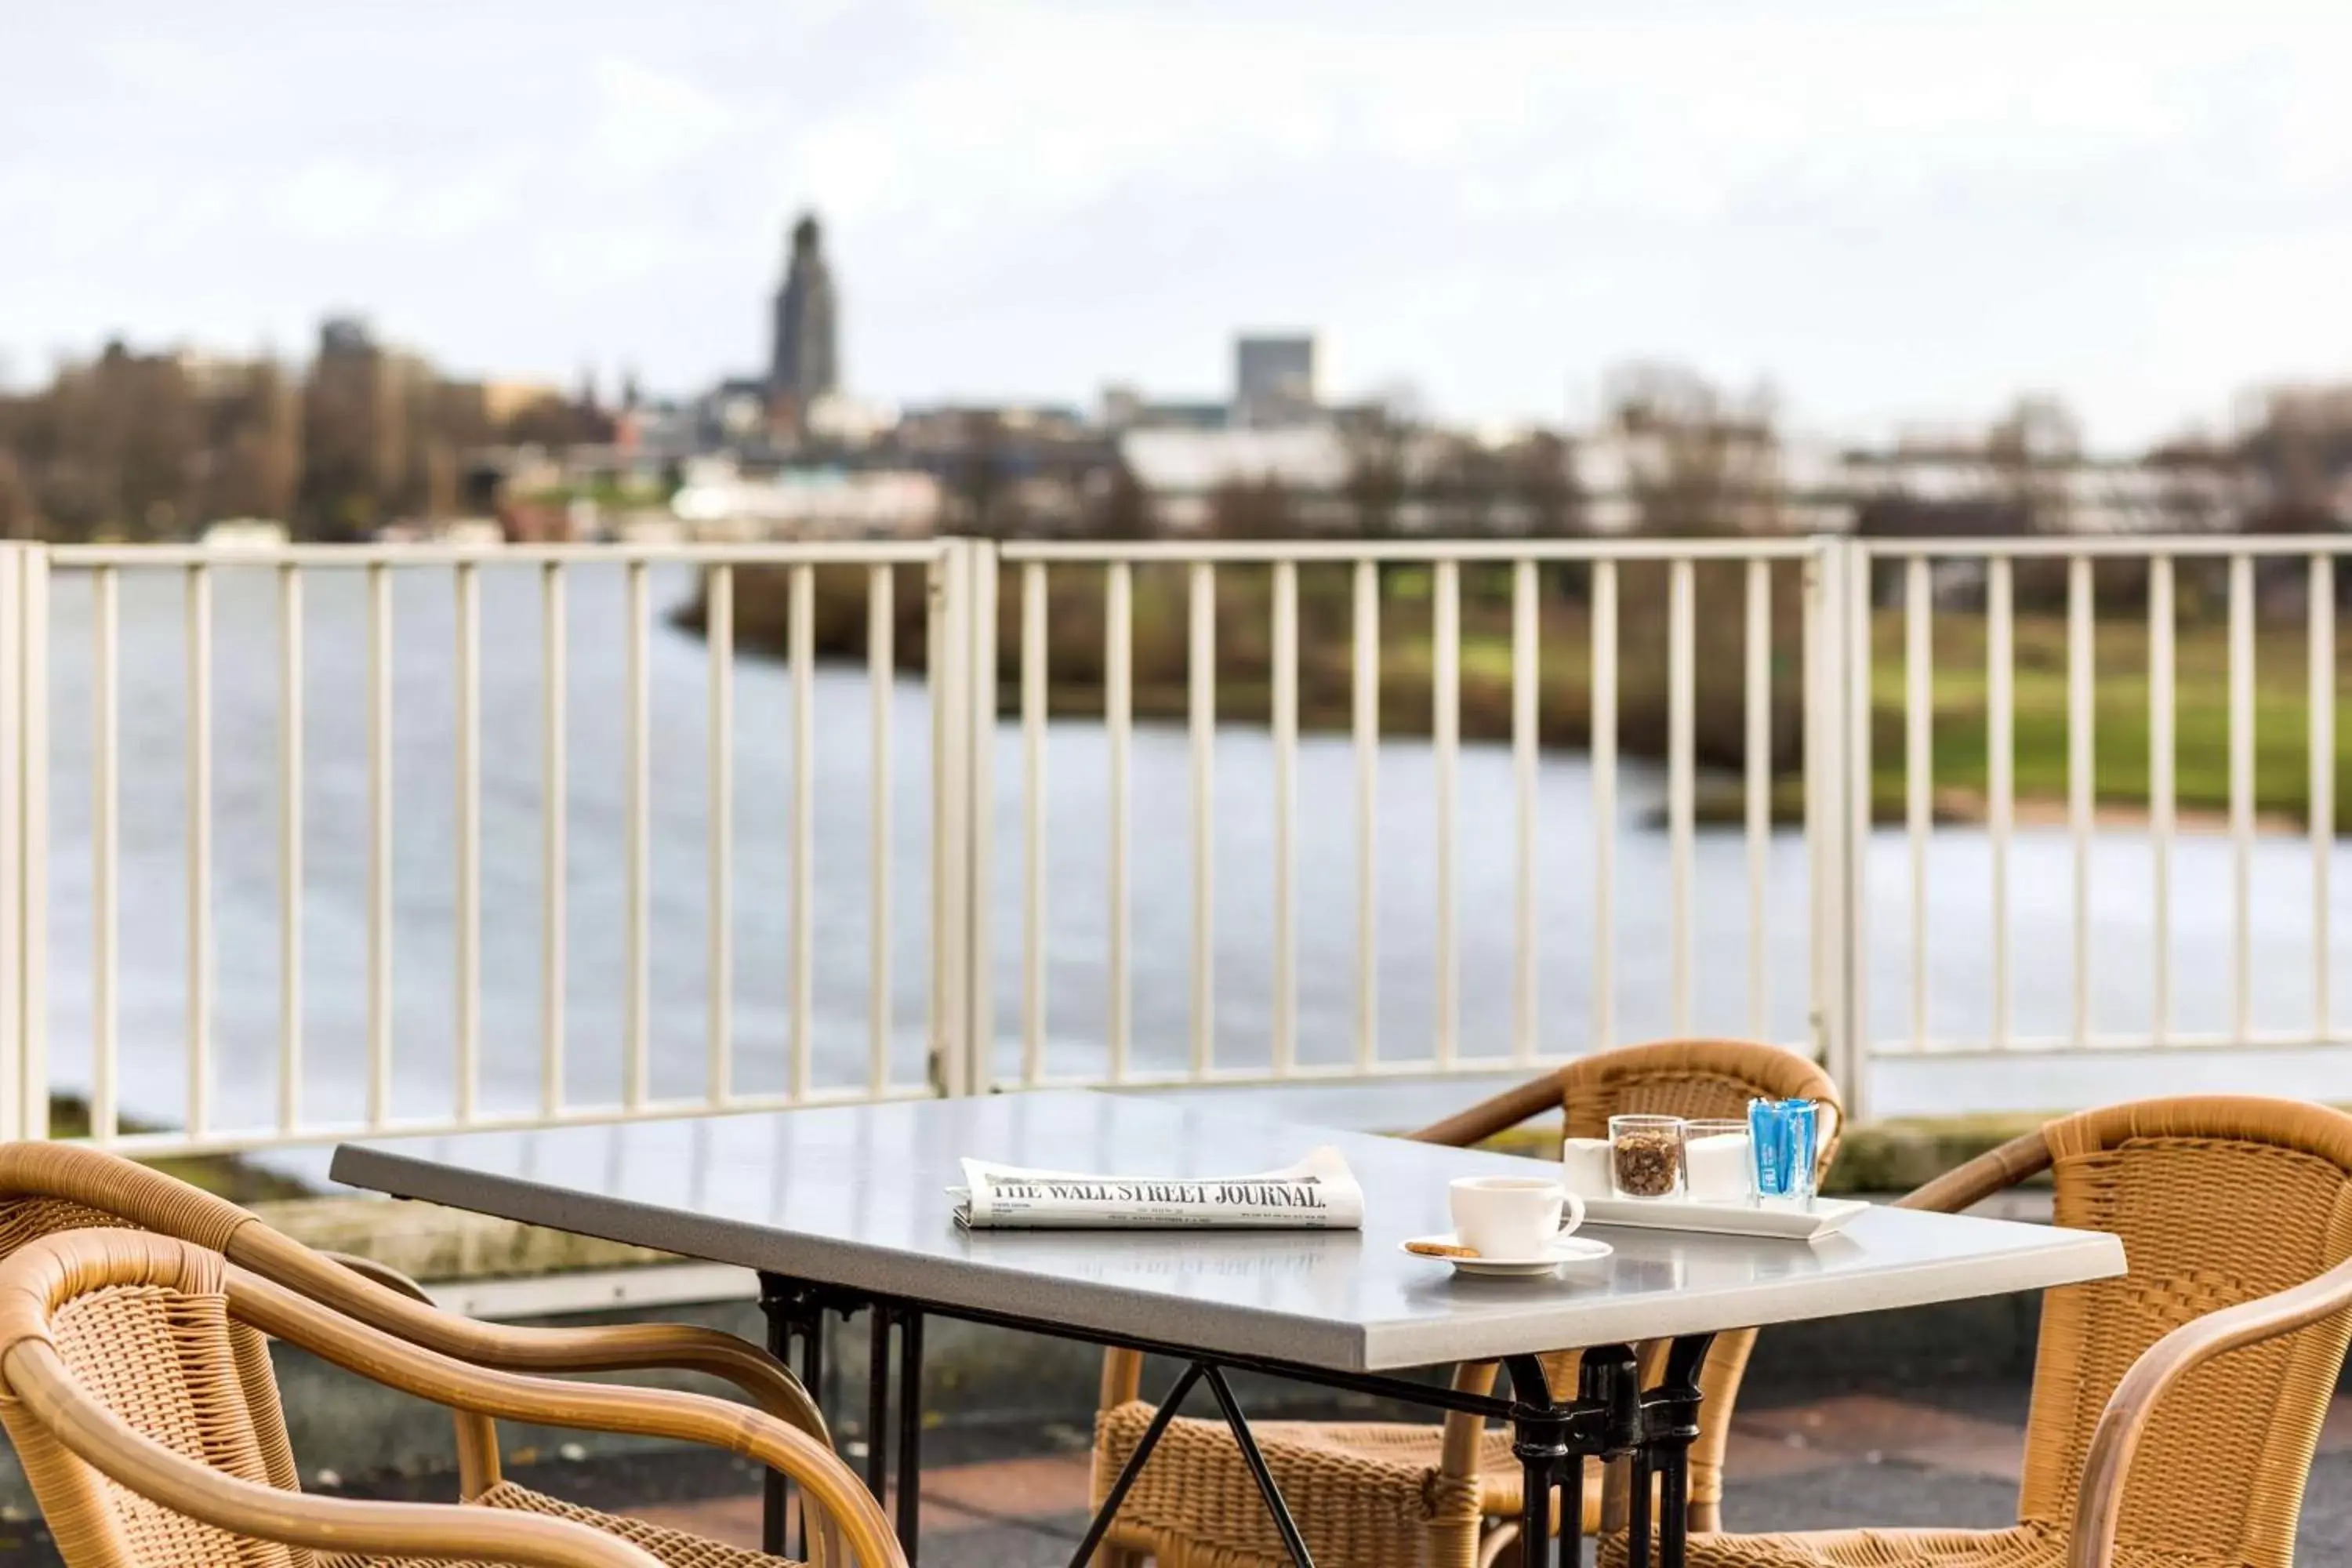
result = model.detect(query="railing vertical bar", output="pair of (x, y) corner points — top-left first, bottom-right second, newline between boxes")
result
(706, 565), (735, 1105)
(1844, 539), (1875, 1085)
(2066, 554), (2093, 1050)
(926, 551), (952, 1092)
(0, 551), (19, 1142)
(1272, 560), (1299, 1075)
(90, 567), (118, 1144)
(452, 561), (479, 1124)
(539, 564), (567, 1117)
(965, 546), (996, 1098)
(1591, 559), (1618, 1051)
(1189, 562), (1216, 1076)
(2149, 557), (2175, 1046)
(1987, 556), (2014, 1049)
(1432, 558), (1460, 1065)
(1667, 557), (1696, 1036)
(276, 566), (303, 1133)
(1904, 557), (1932, 1051)
(1744, 559), (1771, 1040)
(1352, 561), (1379, 1069)
(17, 551), (44, 1140)
(2229, 552), (2255, 1042)
(2312, 554), (2335, 1041)
(1107, 563), (1134, 1080)
(365, 563), (392, 1129)
(789, 563), (815, 1101)
(622, 559), (651, 1109)
(1511, 559), (1539, 1062)
(184, 564), (212, 1140)
(1020, 563), (1047, 1083)
(867, 565), (893, 1097)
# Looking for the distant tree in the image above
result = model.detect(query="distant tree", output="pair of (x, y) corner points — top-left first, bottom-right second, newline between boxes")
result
(947, 412), (1008, 535)
(1341, 412), (1410, 541)
(0, 451), (38, 539)
(1504, 430), (1580, 538)
(1208, 476), (1296, 539)
(1986, 393), (2081, 535)
(1606, 361), (1780, 538)
(1091, 461), (1158, 540)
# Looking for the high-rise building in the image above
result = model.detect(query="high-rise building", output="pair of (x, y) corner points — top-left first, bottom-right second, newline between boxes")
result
(770, 212), (839, 426)
(1233, 332), (1319, 428)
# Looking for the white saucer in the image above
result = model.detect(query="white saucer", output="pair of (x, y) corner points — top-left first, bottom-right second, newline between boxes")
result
(1399, 1233), (1613, 1278)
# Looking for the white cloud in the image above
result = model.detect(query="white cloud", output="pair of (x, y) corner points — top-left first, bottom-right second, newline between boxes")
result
(5, 1), (2351, 445)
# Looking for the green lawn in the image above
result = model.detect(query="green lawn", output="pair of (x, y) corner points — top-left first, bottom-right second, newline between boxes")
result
(742, 559), (2349, 823)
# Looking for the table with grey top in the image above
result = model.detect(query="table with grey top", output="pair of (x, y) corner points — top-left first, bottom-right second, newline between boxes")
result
(331, 1090), (2125, 1568)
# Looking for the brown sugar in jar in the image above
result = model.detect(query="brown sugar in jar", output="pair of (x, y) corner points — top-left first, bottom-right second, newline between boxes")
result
(1609, 1114), (1684, 1200)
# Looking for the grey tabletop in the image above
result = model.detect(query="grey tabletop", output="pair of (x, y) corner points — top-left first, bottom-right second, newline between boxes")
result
(330, 1090), (2124, 1374)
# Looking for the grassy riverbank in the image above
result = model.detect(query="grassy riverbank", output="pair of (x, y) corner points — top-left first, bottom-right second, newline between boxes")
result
(688, 560), (2352, 824)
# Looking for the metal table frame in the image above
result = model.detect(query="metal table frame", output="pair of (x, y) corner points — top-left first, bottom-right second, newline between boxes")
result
(757, 1272), (1716, 1568)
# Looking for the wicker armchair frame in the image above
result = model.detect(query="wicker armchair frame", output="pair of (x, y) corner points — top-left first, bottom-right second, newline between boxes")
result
(1634, 1095), (2352, 1568)
(0, 1227), (902, 1568)
(0, 1140), (830, 1562)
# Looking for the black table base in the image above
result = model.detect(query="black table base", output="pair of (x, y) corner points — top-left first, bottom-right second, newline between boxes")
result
(757, 1272), (1714, 1568)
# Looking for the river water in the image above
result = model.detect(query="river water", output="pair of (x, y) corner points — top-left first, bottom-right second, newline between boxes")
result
(38, 562), (2352, 1138)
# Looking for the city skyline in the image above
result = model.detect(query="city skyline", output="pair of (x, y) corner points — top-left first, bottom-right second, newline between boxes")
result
(7, 1), (2352, 451)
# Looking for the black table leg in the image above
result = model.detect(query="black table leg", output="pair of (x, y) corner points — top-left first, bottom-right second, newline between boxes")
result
(1503, 1356), (1564, 1568)
(1200, 1364), (1316, 1568)
(896, 1308), (925, 1553)
(866, 1304), (896, 1500)
(1066, 1362), (1205, 1568)
(758, 1274), (828, 1559)
(1647, 1334), (1715, 1568)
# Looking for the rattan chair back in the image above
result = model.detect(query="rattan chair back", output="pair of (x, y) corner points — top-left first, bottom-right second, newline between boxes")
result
(0, 1228), (908, 1568)
(2016, 1098), (2352, 1568)
(0, 1231), (314, 1566)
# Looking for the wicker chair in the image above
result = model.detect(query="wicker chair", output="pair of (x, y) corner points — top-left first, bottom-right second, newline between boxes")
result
(0, 1140), (829, 1566)
(1613, 1095), (2352, 1568)
(0, 1226), (904, 1568)
(1088, 1039), (1844, 1568)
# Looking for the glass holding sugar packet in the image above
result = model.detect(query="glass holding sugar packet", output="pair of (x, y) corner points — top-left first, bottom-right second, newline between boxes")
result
(1681, 1119), (1753, 1204)
(1748, 1098), (1820, 1209)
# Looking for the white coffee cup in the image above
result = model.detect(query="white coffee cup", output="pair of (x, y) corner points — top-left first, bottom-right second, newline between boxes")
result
(1448, 1175), (1586, 1258)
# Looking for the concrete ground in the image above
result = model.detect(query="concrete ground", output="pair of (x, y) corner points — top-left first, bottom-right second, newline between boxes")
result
(10, 1384), (2344, 1565)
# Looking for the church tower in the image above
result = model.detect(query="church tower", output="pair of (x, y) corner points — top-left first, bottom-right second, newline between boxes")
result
(769, 212), (839, 430)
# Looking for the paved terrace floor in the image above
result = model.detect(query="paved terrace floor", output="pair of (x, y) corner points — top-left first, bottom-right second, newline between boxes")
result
(9, 1384), (2348, 1564)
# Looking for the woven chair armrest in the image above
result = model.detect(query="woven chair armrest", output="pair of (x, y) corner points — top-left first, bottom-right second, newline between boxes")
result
(227, 1263), (902, 1568)
(317, 1249), (434, 1301)
(2068, 1251), (2352, 1568)
(239, 1229), (827, 1446)
(4, 1339), (659, 1568)
(1408, 1073), (1566, 1148)
(1896, 1129), (2053, 1214)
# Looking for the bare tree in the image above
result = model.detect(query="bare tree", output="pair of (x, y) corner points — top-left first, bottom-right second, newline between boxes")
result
(1208, 476), (1296, 540)
(0, 451), (38, 539)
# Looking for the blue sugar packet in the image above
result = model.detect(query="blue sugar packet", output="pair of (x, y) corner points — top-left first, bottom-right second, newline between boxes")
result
(1747, 1098), (1819, 1205)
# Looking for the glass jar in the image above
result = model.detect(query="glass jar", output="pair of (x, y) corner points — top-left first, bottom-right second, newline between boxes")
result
(1608, 1113), (1685, 1200)
(1680, 1119), (1752, 1205)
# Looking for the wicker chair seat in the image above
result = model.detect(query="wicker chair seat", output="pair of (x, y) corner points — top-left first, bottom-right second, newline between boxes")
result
(1599, 1521), (2220, 1568)
(1096, 1402), (1605, 1568)
(318, 1481), (797, 1568)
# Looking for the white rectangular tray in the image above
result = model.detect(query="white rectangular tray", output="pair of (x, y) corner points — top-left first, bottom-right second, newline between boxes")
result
(1576, 1194), (1869, 1241)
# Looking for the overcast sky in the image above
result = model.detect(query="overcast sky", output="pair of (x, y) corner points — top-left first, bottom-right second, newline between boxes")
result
(6, 1), (2350, 449)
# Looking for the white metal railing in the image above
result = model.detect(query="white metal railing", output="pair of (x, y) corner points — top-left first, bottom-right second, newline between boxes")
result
(0, 531), (2346, 1153)
(989, 536), (1843, 1098)
(0, 541), (974, 1156)
(1849, 534), (2352, 1081)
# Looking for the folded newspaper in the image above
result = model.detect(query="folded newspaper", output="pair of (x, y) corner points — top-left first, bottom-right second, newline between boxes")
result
(950, 1146), (1364, 1230)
